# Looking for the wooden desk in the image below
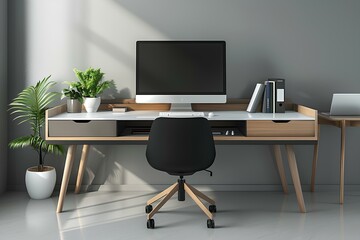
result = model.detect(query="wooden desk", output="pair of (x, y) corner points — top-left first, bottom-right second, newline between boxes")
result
(315, 113), (360, 204)
(46, 99), (318, 213)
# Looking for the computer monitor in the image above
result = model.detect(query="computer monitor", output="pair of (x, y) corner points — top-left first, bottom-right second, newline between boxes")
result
(136, 41), (226, 111)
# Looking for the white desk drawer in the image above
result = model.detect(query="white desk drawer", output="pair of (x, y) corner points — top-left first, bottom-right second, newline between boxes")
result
(247, 120), (315, 137)
(48, 120), (117, 137)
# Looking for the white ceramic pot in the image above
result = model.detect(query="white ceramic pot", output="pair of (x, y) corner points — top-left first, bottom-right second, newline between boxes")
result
(83, 97), (101, 113)
(25, 166), (56, 200)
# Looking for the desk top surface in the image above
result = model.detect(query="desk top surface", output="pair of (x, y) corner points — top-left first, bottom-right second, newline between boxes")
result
(49, 110), (314, 121)
(319, 112), (360, 121)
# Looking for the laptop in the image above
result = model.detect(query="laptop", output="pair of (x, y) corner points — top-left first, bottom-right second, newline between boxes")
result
(329, 94), (360, 115)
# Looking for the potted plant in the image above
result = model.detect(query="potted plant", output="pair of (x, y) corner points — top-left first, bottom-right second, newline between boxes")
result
(74, 67), (113, 112)
(62, 81), (83, 113)
(9, 76), (64, 199)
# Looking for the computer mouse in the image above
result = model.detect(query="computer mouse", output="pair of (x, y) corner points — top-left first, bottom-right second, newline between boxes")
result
(208, 112), (214, 118)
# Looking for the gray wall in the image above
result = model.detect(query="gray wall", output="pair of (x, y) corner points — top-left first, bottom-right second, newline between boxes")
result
(7, 0), (360, 190)
(0, 0), (8, 194)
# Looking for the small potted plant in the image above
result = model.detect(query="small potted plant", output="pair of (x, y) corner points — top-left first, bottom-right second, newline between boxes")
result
(9, 76), (64, 199)
(74, 67), (113, 112)
(62, 81), (83, 113)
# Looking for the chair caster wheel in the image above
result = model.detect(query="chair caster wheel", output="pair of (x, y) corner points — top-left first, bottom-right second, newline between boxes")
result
(147, 219), (155, 229)
(209, 205), (217, 213)
(145, 205), (153, 213)
(207, 219), (215, 228)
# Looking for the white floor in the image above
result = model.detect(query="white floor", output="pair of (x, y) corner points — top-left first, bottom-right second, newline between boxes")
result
(1, 190), (360, 240)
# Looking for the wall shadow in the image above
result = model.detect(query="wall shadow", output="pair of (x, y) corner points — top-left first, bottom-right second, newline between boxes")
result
(7, 0), (28, 189)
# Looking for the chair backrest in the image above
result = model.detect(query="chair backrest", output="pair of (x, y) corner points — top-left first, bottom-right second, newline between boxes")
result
(146, 117), (216, 176)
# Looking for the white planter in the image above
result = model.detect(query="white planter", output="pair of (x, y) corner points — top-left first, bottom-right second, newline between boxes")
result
(25, 166), (56, 200)
(84, 97), (101, 112)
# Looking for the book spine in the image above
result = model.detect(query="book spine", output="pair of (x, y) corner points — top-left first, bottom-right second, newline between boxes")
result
(266, 80), (276, 113)
(268, 78), (285, 113)
(262, 80), (270, 113)
(265, 80), (270, 113)
(267, 80), (275, 113)
(272, 81), (276, 113)
(275, 79), (285, 113)
(247, 83), (265, 113)
(269, 82), (273, 113)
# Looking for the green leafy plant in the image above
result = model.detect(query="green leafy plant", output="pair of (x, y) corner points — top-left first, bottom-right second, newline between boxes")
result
(9, 76), (64, 171)
(61, 81), (83, 103)
(74, 67), (113, 98)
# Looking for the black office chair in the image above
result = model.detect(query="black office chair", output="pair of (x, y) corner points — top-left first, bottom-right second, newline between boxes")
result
(145, 117), (216, 229)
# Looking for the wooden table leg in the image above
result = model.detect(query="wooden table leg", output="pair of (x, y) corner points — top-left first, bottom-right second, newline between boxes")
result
(285, 145), (306, 213)
(57, 145), (77, 213)
(75, 145), (90, 194)
(311, 142), (319, 192)
(340, 120), (346, 204)
(311, 126), (320, 192)
(273, 145), (288, 194)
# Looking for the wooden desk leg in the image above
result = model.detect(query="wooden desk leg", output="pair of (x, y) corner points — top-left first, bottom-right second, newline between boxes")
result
(340, 120), (346, 204)
(75, 145), (90, 194)
(273, 145), (288, 194)
(311, 142), (319, 192)
(57, 145), (77, 213)
(285, 145), (306, 213)
(311, 126), (320, 192)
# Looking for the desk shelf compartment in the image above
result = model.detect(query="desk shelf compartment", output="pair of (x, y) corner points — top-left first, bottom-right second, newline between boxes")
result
(117, 121), (153, 137)
(48, 120), (117, 137)
(209, 121), (246, 136)
(118, 120), (247, 137)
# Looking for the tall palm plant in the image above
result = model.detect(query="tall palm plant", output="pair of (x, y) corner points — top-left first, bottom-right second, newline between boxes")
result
(9, 76), (64, 171)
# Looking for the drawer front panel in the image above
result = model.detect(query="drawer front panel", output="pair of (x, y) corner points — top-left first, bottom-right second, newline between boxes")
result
(49, 120), (117, 137)
(247, 120), (314, 137)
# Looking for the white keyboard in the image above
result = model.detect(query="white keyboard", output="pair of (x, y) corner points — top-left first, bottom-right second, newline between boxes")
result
(159, 112), (205, 117)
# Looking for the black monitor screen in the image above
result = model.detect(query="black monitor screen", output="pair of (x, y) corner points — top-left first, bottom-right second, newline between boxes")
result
(136, 41), (226, 95)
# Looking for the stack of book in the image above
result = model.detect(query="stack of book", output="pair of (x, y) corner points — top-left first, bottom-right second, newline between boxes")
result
(246, 79), (285, 113)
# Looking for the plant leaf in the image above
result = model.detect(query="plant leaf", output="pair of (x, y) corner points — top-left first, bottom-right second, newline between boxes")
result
(8, 76), (65, 165)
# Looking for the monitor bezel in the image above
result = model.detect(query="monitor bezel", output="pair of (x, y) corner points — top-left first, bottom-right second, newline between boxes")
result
(136, 40), (226, 97)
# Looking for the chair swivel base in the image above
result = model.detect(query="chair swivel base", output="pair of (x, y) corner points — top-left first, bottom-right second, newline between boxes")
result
(145, 179), (216, 229)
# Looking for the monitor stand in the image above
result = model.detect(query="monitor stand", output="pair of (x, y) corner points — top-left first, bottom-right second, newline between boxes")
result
(169, 103), (193, 112)
(159, 103), (204, 117)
